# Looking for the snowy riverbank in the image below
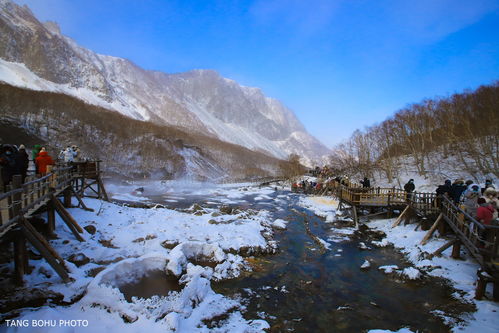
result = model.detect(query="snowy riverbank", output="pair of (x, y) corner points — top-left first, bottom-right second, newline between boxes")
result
(2, 186), (498, 332)
(300, 195), (499, 333)
(1, 185), (284, 332)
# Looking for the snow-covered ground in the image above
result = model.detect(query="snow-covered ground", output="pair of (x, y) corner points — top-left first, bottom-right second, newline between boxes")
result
(2, 183), (498, 332)
(368, 218), (499, 332)
(299, 196), (499, 333)
(1, 184), (285, 332)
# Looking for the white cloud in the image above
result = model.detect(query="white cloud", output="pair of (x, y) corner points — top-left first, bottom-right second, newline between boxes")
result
(388, 0), (499, 43)
(250, 0), (344, 36)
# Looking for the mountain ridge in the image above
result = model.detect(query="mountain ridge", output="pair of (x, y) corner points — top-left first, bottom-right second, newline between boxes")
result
(0, 0), (330, 166)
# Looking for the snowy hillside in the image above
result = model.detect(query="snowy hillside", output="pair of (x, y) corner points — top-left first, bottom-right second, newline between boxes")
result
(0, 0), (330, 166)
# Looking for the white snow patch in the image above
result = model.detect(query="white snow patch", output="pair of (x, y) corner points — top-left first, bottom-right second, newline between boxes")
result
(361, 260), (371, 269)
(378, 265), (399, 274)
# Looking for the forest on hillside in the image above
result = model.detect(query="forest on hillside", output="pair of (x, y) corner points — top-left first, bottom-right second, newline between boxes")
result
(328, 81), (499, 181)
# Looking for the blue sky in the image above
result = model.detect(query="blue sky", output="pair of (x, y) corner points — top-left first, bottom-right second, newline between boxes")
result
(13, 0), (499, 148)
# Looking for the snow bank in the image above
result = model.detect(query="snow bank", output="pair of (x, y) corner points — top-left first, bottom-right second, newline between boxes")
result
(3, 185), (279, 332)
(298, 196), (337, 222)
(167, 242), (226, 276)
(369, 218), (499, 332)
(271, 218), (288, 230)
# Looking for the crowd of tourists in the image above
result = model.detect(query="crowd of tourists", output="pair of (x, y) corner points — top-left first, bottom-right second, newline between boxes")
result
(297, 167), (498, 228)
(435, 178), (498, 226)
(0, 143), (82, 191)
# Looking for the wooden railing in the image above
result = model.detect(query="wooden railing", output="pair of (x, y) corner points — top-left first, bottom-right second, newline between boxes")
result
(440, 195), (499, 269)
(0, 161), (105, 284)
(0, 166), (73, 226)
(335, 184), (407, 207)
(409, 192), (440, 216)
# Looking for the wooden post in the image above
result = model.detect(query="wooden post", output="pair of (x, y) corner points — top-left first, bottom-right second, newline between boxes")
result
(12, 175), (29, 285)
(70, 188), (94, 211)
(352, 205), (358, 229)
(97, 177), (109, 201)
(63, 186), (72, 208)
(13, 231), (28, 285)
(18, 218), (70, 282)
(79, 163), (87, 196)
(475, 277), (486, 300)
(430, 239), (458, 258)
(47, 190), (56, 237)
(451, 241), (461, 259)
(421, 213), (443, 245)
(438, 217), (447, 236)
(392, 205), (410, 228)
(51, 194), (85, 241)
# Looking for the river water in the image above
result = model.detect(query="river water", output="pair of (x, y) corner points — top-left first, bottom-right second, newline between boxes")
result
(111, 181), (475, 332)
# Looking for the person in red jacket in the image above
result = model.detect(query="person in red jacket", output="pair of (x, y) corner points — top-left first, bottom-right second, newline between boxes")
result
(477, 197), (494, 225)
(476, 197), (495, 254)
(35, 148), (54, 176)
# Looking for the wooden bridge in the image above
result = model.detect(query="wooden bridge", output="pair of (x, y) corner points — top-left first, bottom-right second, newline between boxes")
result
(0, 161), (107, 285)
(324, 179), (498, 301)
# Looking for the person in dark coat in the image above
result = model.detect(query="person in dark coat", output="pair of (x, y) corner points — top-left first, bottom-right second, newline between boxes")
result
(361, 177), (371, 188)
(436, 179), (452, 197)
(481, 179), (495, 194)
(15, 144), (29, 183)
(0, 145), (18, 189)
(404, 179), (415, 201)
(450, 179), (466, 204)
(404, 179), (415, 193)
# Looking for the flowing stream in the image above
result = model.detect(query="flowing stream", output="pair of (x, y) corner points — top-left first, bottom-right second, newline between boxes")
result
(115, 183), (475, 332)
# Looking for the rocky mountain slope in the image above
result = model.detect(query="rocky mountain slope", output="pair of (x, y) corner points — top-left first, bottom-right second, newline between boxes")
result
(0, 83), (293, 180)
(0, 0), (330, 166)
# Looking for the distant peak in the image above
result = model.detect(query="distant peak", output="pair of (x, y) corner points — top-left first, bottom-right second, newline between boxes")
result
(191, 69), (219, 76)
(43, 21), (61, 35)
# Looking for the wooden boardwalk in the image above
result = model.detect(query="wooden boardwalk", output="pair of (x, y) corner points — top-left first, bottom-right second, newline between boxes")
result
(326, 179), (498, 300)
(0, 161), (107, 285)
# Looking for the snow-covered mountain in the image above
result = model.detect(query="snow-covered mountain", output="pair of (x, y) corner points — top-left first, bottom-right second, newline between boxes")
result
(0, 0), (330, 166)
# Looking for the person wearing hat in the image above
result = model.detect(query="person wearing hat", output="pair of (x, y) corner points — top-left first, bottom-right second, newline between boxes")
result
(71, 145), (81, 161)
(450, 179), (466, 204)
(436, 179), (452, 196)
(481, 179), (495, 195)
(15, 144), (29, 183)
(404, 179), (415, 201)
(35, 148), (54, 176)
(463, 183), (481, 216)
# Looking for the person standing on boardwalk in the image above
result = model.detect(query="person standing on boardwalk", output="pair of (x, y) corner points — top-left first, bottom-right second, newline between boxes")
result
(450, 179), (467, 204)
(35, 148), (54, 176)
(404, 179), (415, 201)
(481, 179), (495, 195)
(436, 180), (452, 196)
(15, 144), (29, 183)
(361, 177), (371, 188)
(463, 184), (480, 216)
(0, 145), (18, 189)
(32, 144), (42, 174)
